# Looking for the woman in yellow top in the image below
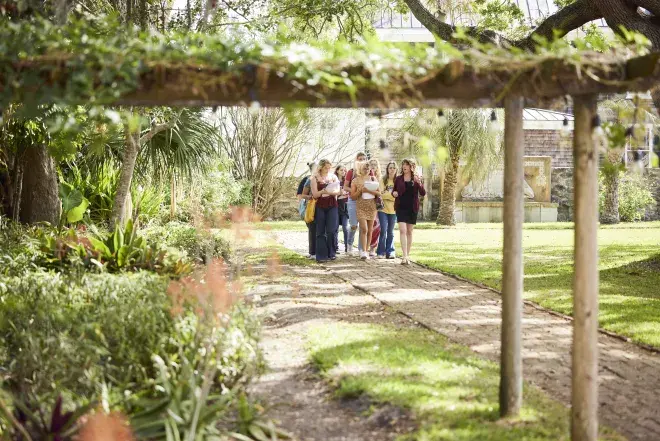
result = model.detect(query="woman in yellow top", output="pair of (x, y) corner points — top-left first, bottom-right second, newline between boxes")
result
(377, 161), (398, 259)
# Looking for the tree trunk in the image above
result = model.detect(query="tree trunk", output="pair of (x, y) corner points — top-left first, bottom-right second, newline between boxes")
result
(572, 94), (600, 441)
(111, 130), (140, 227)
(437, 150), (460, 225)
(423, 170), (432, 220)
(600, 170), (620, 224)
(170, 175), (177, 220)
(19, 145), (60, 225)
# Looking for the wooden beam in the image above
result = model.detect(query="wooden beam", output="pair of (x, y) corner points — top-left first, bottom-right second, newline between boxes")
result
(500, 96), (524, 417)
(571, 94), (599, 441)
(8, 53), (660, 108)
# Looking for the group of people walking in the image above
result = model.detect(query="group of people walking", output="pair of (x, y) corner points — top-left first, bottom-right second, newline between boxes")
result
(297, 152), (426, 264)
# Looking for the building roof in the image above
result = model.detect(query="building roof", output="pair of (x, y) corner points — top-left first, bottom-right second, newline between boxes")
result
(372, 5), (609, 30)
(523, 108), (573, 121)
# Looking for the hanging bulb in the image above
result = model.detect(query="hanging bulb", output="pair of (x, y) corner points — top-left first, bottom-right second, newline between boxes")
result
(631, 149), (645, 174)
(248, 101), (261, 116)
(488, 110), (500, 134)
(437, 109), (447, 127)
(560, 116), (571, 136)
(380, 139), (391, 160)
(592, 115), (604, 138)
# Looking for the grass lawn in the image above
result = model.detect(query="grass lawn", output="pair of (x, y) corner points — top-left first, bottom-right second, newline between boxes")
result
(406, 222), (660, 348)
(308, 323), (623, 441)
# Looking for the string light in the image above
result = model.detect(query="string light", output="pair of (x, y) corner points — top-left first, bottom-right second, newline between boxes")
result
(437, 109), (447, 127)
(631, 149), (645, 174)
(592, 115), (604, 137)
(379, 138), (390, 160)
(488, 110), (500, 133)
(561, 116), (571, 136)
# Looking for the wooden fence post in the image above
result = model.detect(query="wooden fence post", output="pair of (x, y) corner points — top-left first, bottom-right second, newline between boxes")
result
(500, 96), (524, 417)
(571, 94), (599, 441)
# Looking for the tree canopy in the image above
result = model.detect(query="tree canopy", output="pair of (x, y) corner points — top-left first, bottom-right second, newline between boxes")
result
(1, 11), (659, 116)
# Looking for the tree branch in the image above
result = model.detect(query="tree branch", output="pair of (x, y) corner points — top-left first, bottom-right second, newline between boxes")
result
(139, 122), (173, 144)
(519, 0), (603, 48)
(403, 0), (496, 44)
(403, 0), (602, 49)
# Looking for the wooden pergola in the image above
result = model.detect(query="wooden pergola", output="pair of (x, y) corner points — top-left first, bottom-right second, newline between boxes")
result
(9, 40), (660, 441)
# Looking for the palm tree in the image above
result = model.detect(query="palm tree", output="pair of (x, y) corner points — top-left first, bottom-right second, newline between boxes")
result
(404, 109), (502, 225)
(80, 108), (220, 226)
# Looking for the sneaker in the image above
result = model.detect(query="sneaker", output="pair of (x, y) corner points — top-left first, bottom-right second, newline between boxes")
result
(347, 245), (353, 255)
(307, 254), (316, 259)
(386, 254), (394, 260)
(360, 251), (368, 260)
(376, 254), (385, 259)
(369, 251), (377, 258)
(400, 258), (408, 265)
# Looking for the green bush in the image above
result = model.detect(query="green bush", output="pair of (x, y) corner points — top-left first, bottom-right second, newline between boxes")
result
(0, 271), (173, 404)
(598, 172), (656, 222)
(38, 220), (192, 277)
(0, 222), (48, 276)
(142, 221), (231, 263)
(164, 163), (252, 225)
(618, 173), (657, 221)
(61, 163), (118, 224)
(0, 270), (263, 439)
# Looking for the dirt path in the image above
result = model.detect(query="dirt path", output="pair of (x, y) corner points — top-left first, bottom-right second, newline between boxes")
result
(273, 230), (660, 441)
(248, 264), (416, 441)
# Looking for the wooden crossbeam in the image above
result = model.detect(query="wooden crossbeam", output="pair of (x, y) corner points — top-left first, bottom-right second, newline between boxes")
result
(8, 53), (660, 109)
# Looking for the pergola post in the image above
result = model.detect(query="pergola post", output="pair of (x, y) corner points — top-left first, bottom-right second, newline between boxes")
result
(500, 96), (524, 417)
(571, 94), (599, 441)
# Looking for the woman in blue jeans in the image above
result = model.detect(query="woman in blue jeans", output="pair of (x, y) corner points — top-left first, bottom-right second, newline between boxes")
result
(377, 161), (397, 259)
(311, 159), (341, 262)
(334, 165), (350, 253)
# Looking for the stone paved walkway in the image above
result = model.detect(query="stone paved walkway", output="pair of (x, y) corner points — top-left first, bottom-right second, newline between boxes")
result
(276, 230), (660, 441)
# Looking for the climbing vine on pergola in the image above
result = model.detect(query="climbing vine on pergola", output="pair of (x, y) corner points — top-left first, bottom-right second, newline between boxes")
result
(3, 15), (660, 441)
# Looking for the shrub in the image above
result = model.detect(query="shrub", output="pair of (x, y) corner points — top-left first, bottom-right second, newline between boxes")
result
(618, 173), (657, 222)
(142, 221), (231, 263)
(598, 172), (656, 222)
(0, 269), (263, 438)
(0, 221), (49, 276)
(163, 164), (252, 225)
(38, 220), (192, 277)
(0, 271), (173, 405)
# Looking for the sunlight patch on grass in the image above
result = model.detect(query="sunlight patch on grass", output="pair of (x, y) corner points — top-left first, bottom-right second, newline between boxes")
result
(308, 323), (623, 441)
(406, 223), (660, 348)
(244, 243), (313, 267)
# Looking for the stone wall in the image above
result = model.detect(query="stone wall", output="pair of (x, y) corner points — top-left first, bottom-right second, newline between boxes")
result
(524, 130), (573, 169)
(551, 169), (574, 222)
(269, 177), (305, 221)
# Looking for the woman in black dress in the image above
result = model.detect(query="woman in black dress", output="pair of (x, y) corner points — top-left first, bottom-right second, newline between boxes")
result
(392, 158), (425, 265)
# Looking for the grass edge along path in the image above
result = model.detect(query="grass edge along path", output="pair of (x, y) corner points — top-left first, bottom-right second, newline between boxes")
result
(406, 222), (660, 349)
(307, 323), (624, 441)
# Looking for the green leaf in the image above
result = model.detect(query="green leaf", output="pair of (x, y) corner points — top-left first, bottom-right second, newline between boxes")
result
(59, 182), (84, 214)
(248, 423), (271, 441)
(66, 196), (89, 223)
(89, 237), (111, 256)
(117, 245), (129, 267)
